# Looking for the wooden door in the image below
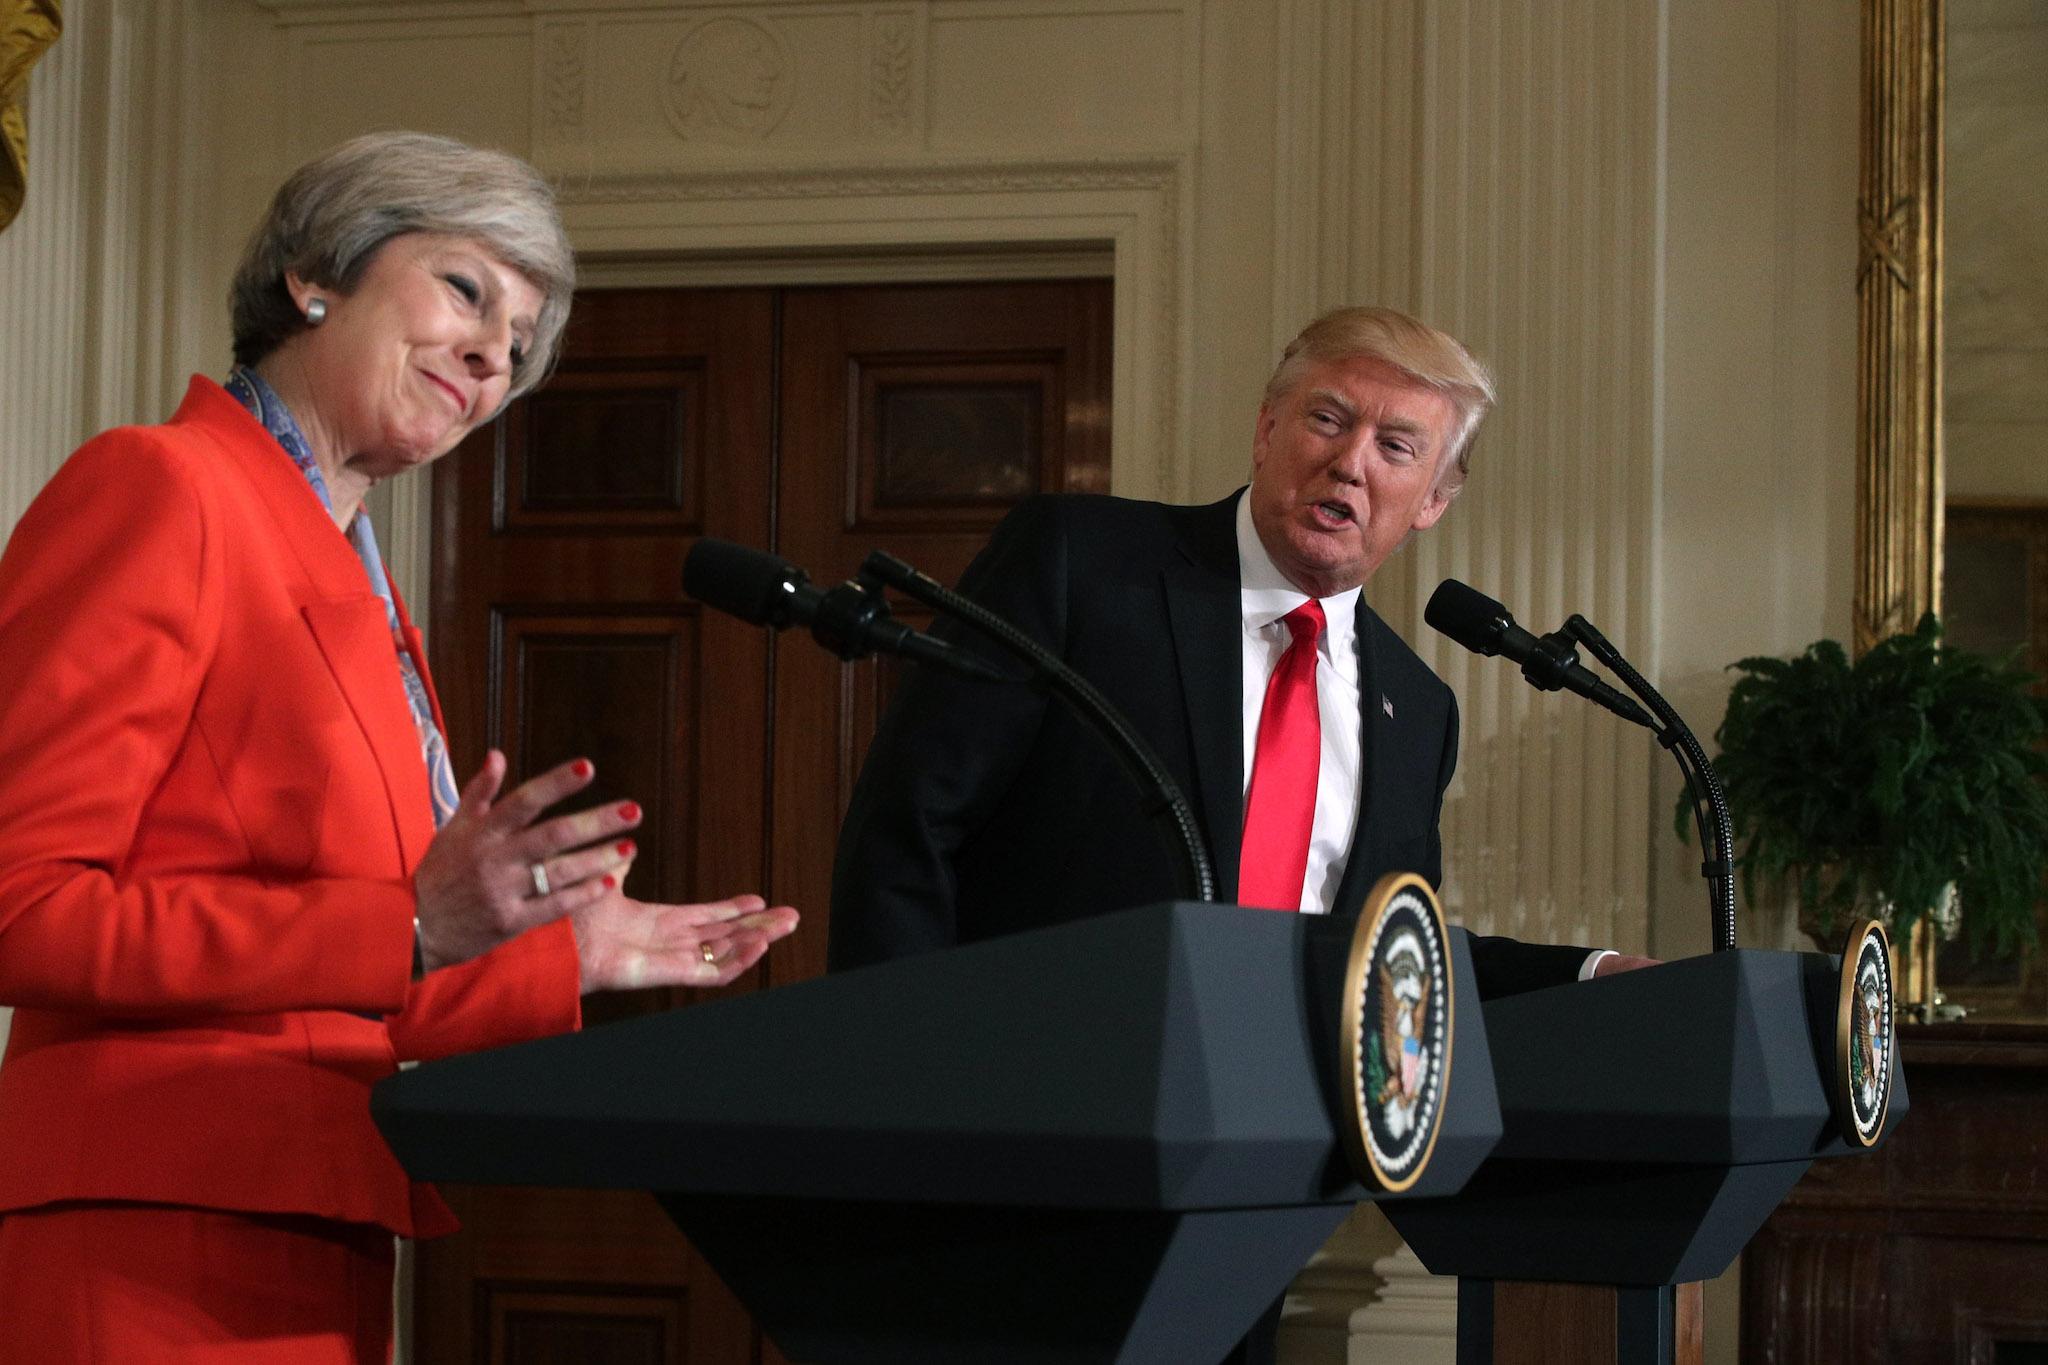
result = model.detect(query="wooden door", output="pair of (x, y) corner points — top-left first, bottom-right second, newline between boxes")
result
(768, 279), (1111, 986)
(419, 277), (1110, 1364)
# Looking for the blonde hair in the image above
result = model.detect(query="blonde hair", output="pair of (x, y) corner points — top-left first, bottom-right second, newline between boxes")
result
(229, 131), (575, 400)
(1264, 306), (1496, 493)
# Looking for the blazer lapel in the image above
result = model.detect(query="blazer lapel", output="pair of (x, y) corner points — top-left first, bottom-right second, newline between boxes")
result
(301, 599), (437, 870)
(1162, 496), (1246, 902)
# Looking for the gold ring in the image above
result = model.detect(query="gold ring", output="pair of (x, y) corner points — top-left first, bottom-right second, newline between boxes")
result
(699, 942), (720, 966)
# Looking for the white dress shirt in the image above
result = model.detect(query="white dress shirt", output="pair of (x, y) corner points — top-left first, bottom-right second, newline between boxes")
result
(1232, 496), (1614, 977)
(1234, 494), (1364, 915)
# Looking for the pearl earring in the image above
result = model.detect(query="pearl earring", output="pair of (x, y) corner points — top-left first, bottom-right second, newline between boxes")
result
(305, 298), (327, 325)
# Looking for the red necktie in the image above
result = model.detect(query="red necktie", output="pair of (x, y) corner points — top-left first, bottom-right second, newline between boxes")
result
(1238, 600), (1325, 911)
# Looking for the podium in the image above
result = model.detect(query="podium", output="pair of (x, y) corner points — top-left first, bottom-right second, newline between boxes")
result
(374, 901), (1501, 1363)
(1382, 946), (1909, 1363)
(373, 901), (1903, 1364)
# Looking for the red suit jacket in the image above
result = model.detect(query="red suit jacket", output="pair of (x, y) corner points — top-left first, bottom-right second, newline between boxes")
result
(0, 377), (581, 1238)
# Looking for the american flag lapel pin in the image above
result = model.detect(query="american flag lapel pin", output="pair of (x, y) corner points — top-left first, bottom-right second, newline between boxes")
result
(1382, 695), (1395, 718)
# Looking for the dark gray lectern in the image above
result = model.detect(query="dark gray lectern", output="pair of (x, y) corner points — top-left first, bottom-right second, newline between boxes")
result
(1382, 946), (1909, 1364)
(374, 902), (1500, 1364)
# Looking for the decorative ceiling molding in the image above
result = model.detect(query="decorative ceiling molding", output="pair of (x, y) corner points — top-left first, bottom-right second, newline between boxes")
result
(548, 153), (1182, 205)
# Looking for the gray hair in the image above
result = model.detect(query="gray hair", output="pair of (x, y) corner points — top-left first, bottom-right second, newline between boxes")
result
(229, 131), (575, 400)
(1264, 305), (1496, 495)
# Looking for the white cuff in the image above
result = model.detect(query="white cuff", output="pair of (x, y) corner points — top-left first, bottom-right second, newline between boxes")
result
(1579, 949), (1617, 982)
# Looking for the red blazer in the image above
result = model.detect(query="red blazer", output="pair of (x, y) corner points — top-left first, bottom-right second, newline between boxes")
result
(0, 377), (581, 1238)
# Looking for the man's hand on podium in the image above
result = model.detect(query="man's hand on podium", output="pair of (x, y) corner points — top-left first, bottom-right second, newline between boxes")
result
(1592, 953), (1660, 977)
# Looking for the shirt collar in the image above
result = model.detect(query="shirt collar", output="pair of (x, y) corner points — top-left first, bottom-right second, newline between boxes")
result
(1234, 489), (1360, 656)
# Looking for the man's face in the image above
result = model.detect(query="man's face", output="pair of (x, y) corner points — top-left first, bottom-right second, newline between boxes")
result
(1248, 354), (1458, 598)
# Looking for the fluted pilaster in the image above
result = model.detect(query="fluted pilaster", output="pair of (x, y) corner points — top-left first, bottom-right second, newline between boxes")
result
(1271, 4), (1662, 1354)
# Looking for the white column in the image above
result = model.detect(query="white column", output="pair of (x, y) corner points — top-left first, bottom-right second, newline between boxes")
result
(1277, 1206), (1392, 1363)
(1347, 1245), (1459, 1364)
(1274, 0), (1663, 1351)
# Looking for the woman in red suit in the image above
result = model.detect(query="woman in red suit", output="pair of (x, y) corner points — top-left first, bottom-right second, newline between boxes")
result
(0, 132), (798, 1362)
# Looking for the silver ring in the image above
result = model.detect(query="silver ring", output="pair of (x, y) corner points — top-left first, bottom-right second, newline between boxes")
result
(529, 861), (551, 897)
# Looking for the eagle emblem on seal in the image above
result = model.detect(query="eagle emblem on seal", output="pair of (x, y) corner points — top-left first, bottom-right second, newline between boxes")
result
(1849, 971), (1885, 1114)
(1371, 933), (1432, 1140)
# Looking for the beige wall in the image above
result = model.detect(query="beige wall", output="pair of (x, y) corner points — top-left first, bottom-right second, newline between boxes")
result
(0, 0), (1862, 1356)
(1945, 0), (2048, 502)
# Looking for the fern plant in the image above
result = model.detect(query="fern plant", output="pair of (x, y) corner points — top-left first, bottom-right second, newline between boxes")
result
(1691, 614), (2048, 954)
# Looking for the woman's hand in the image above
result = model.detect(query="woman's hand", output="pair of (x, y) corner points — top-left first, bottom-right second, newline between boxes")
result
(571, 890), (800, 993)
(411, 751), (642, 971)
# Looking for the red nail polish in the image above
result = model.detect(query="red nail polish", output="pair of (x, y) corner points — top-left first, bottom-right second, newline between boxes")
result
(618, 802), (641, 823)
(601, 873), (617, 890)
(616, 840), (635, 858)
(572, 758), (593, 779)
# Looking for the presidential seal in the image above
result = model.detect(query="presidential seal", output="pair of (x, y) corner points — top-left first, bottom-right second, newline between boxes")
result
(1834, 919), (1895, 1148)
(1340, 872), (1454, 1192)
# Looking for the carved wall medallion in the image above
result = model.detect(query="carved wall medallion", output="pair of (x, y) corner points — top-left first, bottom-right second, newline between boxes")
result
(663, 17), (792, 143)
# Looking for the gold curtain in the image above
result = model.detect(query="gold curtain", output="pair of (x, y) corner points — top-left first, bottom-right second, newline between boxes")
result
(0, 0), (62, 234)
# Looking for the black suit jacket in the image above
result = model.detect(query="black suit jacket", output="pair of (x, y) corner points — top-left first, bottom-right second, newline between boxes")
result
(830, 492), (1588, 998)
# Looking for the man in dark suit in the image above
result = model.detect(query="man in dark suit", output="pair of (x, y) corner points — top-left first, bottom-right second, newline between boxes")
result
(830, 305), (1637, 996)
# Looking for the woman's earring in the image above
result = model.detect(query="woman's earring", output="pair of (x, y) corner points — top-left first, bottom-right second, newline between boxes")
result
(305, 298), (327, 325)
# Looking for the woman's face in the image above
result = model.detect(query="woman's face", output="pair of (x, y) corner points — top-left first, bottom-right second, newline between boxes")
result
(284, 232), (544, 479)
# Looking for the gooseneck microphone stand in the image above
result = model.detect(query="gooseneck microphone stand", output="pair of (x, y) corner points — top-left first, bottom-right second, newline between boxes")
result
(859, 551), (1219, 905)
(1425, 578), (1736, 953)
(1560, 614), (1737, 953)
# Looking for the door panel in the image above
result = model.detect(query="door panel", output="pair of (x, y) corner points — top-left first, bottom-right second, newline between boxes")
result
(421, 288), (775, 1363)
(768, 279), (1112, 989)
(421, 277), (1111, 1363)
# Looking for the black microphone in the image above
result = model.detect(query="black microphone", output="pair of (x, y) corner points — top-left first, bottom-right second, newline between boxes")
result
(1425, 579), (1655, 730)
(683, 539), (1006, 683)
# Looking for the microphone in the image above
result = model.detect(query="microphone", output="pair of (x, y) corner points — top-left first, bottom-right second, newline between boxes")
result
(1427, 579), (1738, 951)
(1425, 579), (1655, 729)
(683, 539), (1006, 683)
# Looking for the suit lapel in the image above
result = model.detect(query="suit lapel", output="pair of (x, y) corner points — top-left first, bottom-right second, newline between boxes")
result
(1333, 599), (1384, 916)
(1162, 496), (1246, 902)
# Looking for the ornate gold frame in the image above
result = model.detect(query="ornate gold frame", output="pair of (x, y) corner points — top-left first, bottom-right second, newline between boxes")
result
(1855, 0), (1944, 654)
